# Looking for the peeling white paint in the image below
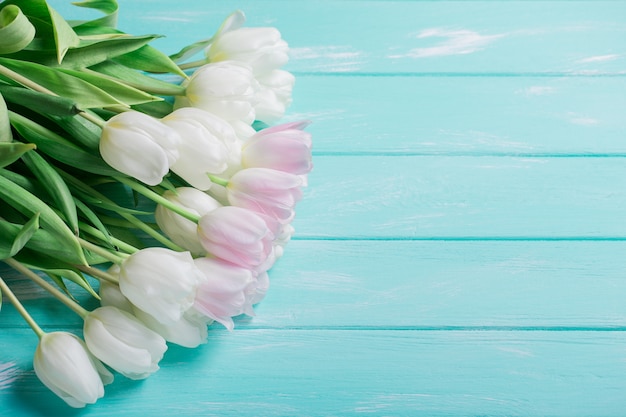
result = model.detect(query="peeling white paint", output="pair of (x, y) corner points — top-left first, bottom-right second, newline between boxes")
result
(517, 86), (556, 96)
(389, 28), (505, 58)
(576, 54), (620, 64)
(0, 362), (20, 390)
(289, 46), (365, 71)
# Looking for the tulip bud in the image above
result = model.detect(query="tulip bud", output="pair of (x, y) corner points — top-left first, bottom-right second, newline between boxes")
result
(133, 308), (210, 348)
(33, 332), (113, 408)
(227, 167), (304, 224)
(192, 257), (257, 331)
(206, 27), (289, 76)
(162, 108), (241, 190)
(242, 121), (312, 175)
(175, 62), (258, 128)
(99, 111), (181, 186)
(117, 248), (204, 324)
(155, 187), (222, 256)
(198, 206), (274, 269)
(83, 307), (168, 380)
(254, 69), (295, 124)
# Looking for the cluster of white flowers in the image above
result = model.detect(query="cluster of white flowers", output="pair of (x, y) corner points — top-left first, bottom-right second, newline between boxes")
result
(28, 19), (312, 408)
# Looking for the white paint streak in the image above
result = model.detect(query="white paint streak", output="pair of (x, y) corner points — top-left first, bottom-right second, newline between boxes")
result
(289, 46), (365, 72)
(0, 362), (20, 390)
(517, 86), (556, 96)
(568, 113), (599, 126)
(576, 54), (620, 64)
(389, 28), (505, 58)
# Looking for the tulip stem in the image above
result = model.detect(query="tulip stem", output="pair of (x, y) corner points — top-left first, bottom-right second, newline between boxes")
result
(77, 237), (126, 264)
(208, 174), (229, 187)
(118, 212), (186, 252)
(78, 221), (139, 254)
(75, 265), (119, 285)
(0, 64), (107, 129)
(0, 64), (58, 97)
(0, 275), (45, 339)
(115, 176), (201, 223)
(78, 110), (106, 128)
(4, 258), (89, 319)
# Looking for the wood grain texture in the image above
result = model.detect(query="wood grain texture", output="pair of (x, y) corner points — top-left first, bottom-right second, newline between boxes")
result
(2, 0), (625, 416)
(3, 329), (626, 417)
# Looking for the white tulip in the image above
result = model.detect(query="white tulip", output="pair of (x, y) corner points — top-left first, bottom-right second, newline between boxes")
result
(33, 332), (113, 408)
(162, 108), (241, 190)
(117, 248), (204, 324)
(99, 111), (181, 186)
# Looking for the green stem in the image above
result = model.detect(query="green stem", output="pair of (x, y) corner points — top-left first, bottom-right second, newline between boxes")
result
(178, 57), (209, 71)
(77, 237), (126, 264)
(77, 110), (106, 128)
(118, 212), (186, 252)
(4, 258), (89, 319)
(0, 64), (107, 129)
(208, 174), (229, 187)
(0, 275), (45, 339)
(78, 221), (139, 254)
(115, 176), (201, 223)
(75, 265), (119, 284)
(0, 64), (58, 96)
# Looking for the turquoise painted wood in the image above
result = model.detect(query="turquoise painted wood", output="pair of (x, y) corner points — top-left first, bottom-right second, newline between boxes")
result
(2, 0), (626, 415)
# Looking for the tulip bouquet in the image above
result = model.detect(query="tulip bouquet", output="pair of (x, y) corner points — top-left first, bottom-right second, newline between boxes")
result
(0, 0), (311, 407)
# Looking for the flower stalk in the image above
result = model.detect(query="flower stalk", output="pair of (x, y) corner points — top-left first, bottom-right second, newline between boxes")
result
(0, 275), (45, 338)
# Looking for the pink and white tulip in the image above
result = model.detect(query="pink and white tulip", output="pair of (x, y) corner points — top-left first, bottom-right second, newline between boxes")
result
(226, 167), (304, 224)
(242, 121), (312, 175)
(198, 206), (274, 270)
(155, 187), (222, 256)
(192, 257), (257, 330)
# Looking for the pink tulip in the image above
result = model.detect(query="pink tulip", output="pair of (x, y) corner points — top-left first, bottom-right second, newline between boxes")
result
(197, 206), (274, 269)
(192, 257), (257, 330)
(242, 121), (312, 175)
(226, 167), (304, 224)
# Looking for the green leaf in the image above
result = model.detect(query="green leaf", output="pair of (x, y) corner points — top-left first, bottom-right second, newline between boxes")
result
(0, 218), (104, 264)
(48, 111), (100, 151)
(0, 141), (35, 168)
(9, 111), (120, 176)
(115, 44), (187, 78)
(169, 10), (245, 63)
(13, 249), (99, 298)
(58, 67), (162, 106)
(2, 0), (80, 62)
(130, 99), (173, 118)
(21, 150), (79, 234)
(71, 0), (118, 29)
(0, 4), (36, 54)
(0, 173), (87, 265)
(0, 57), (126, 108)
(74, 198), (113, 247)
(9, 212), (39, 257)
(0, 83), (79, 116)
(90, 60), (185, 96)
(0, 93), (11, 142)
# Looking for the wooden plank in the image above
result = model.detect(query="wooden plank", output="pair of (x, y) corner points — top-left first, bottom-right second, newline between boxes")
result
(50, 1), (626, 74)
(289, 76), (626, 154)
(3, 240), (626, 329)
(2, 329), (626, 416)
(293, 155), (626, 238)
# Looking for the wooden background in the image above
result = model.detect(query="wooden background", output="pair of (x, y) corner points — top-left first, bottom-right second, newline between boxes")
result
(2, 0), (626, 415)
